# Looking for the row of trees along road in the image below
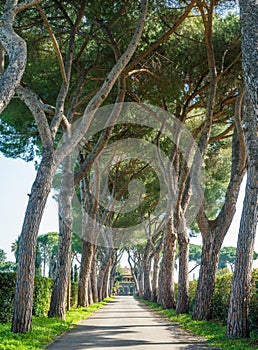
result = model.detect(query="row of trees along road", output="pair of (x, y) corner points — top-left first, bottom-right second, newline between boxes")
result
(0, 0), (257, 339)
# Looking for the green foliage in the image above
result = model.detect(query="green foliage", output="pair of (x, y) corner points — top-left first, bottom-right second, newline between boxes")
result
(0, 249), (6, 264)
(33, 277), (53, 317)
(212, 273), (233, 322)
(0, 273), (53, 323)
(186, 270), (258, 332)
(0, 298), (113, 350)
(189, 244), (202, 266)
(0, 262), (17, 273)
(250, 269), (258, 332)
(0, 273), (16, 324)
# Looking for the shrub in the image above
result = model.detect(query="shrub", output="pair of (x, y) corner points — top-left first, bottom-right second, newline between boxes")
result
(0, 273), (16, 323)
(249, 268), (258, 332)
(33, 276), (53, 317)
(212, 272), (232, 322)
(187, 269), (258, 331)
(0, 273), (53, 323)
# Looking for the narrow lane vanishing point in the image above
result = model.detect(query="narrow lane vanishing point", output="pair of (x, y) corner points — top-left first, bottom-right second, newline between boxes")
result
(47, 296), (210, 350)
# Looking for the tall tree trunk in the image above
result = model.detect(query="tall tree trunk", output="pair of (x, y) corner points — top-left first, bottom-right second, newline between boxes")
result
(91, 245), (98, 303)
(137, 267), (144, 299)
(128, 252), (140, 295)
(11, 151), (56, 333)
(48, 154), (73, 319)
(143, 246), (152, 301)
(192, 232), (222, 320)
(78, 241), (94, 307)
(102, 255), (113, 299)
(226, 0), (258, 338)
(151, 252), (160, 302)
(176, 231), (189, 314)
(98, 248), (112, 301)
(88, 277), (93, 305)
(157, 218), (176, 309)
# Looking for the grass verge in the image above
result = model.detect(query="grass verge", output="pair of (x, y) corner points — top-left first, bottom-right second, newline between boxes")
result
(0, 297), (113, 350)
(139, 298), (258, 350)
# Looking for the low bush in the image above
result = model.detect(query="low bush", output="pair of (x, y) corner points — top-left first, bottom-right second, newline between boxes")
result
(186, 268), (258, 331)
(33, 276), (53, 317)
(0, 273), (78, 323)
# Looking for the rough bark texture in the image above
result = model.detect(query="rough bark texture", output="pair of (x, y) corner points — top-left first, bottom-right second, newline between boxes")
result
(91, 245), (98, 303)
(192, 232), (222, 320)
(98, 249), (112, 301)
(0, 1), (39, 113)
(78, 241), (94, 307)
(157, 218), (176, 309)
(226, 0), (258, 338)
(143, 244), (152, 301)
(176, 231), (189, 314)
(11, 151), (56, 332)
(48, 155), (73, 319)
(151, 252), (160, 302)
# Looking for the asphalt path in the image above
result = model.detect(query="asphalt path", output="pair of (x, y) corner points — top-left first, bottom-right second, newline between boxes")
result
(47, 296), (210, 350)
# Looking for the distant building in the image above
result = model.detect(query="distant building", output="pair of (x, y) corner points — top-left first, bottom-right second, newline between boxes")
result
(118, 267), (135, 296)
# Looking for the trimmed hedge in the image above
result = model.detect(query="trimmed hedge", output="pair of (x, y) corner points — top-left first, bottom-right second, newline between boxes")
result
(0, 273), (79, 324)
(186, 268), (258, 330)
(33, 276), (53, 317)
(0, 273), (16, 323)
(0, 273), (54, 323)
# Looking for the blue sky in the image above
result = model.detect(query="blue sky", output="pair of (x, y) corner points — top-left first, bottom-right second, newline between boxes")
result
(0, 152), (257, 267)
(0, 153), (58, 261)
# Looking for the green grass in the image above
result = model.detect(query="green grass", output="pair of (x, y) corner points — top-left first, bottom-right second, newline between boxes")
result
(139, 298), (258, 350)
(0, 297), (113, 350)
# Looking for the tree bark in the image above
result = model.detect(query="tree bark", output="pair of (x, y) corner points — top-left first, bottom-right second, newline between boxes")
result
(48, 154), (73, 319)
(0, 1), (42, 113)
(143, 244), (152, 301)
(78, 241), (94, 307)
(226, 0), (258, 338)
(176, 231), (189, 314)
(151, 252), (160, 302)
(98, 248), (112, 301)
(192, 232), (222, 320)
(157, 218), (176, 309)
(91, 245), (98, 303)
(11, 151), (56, 333)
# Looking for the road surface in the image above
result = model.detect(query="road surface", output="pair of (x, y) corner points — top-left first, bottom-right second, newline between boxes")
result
(47, 296), (210, 350)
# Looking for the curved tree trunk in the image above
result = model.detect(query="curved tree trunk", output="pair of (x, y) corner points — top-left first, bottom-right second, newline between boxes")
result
(48, 154), (74, 319)
(226, 0), (258, 338)
(11, 151), (56, 333)
(157, 218), (176, 309)
(176, 231), (189, 314)
(193, 115), (246, 320)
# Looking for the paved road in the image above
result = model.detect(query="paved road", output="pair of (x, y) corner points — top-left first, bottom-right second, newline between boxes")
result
(47, 296), (210, 350)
